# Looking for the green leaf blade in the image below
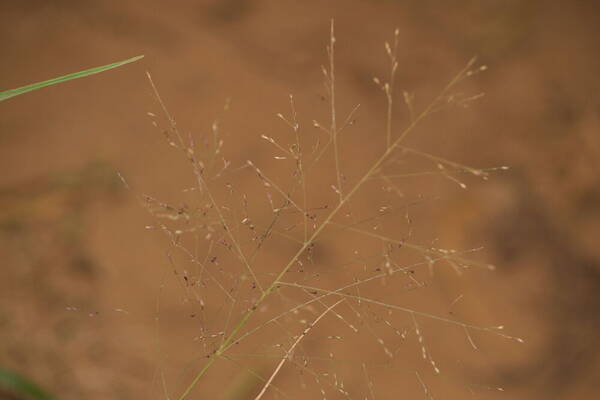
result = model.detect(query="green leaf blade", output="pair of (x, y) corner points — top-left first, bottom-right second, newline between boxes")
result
(0, 55), (144, 102)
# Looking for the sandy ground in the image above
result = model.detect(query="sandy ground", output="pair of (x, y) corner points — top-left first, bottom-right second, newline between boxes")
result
(1, 1), (599, 399)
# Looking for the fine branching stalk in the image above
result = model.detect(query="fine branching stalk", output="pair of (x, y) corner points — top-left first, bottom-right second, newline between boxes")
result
(386, 29), (400, 149)
(169, 23), (506, 400)
(328, 21), (343, 202)
(253, 299), (344, 400)
(142, 21), (518, 400)
(146, 71), (265, 294)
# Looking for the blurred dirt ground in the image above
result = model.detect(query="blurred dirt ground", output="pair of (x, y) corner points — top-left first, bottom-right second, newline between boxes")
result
(1, 1), (599, 399)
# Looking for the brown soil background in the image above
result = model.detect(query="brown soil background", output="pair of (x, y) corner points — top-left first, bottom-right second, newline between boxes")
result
(1, 1), (599, 399)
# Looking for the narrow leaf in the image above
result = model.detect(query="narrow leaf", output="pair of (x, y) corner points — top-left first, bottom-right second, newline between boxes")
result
(0, 55), (144, 102)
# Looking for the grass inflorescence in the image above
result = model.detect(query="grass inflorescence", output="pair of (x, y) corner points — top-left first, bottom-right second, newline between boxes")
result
(137, 21), (519, 399)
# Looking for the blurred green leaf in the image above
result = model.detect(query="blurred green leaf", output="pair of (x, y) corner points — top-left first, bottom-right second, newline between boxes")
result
(0, 368), (57, 400)
(0, 55), (144, 102)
